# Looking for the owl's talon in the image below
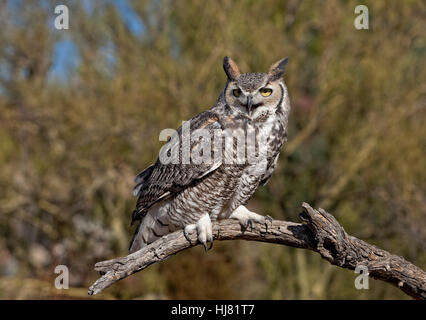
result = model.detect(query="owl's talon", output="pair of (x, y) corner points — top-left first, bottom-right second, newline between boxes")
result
(184, 224), (197, 243)
(183, 229), (191, 243)
(246, 219), (253, 230)
(203, 238), (213, 252)
(264, 215), (273, 232)
(184, 214), (213, 252)
(208, 235), (214, 250)
(230, 205), (266, 231)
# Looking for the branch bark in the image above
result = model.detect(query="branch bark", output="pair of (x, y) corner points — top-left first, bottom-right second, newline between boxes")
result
(88, 203), (426, 299)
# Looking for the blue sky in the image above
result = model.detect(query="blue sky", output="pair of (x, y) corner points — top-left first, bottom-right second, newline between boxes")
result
(49, 0), (145, 80)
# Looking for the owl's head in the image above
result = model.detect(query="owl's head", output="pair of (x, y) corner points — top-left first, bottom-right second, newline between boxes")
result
(222, 56), (289, 120)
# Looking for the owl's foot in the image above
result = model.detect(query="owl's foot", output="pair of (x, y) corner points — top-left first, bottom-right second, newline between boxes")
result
(183, 213), (213, 252)
(230, 205), (272, 231)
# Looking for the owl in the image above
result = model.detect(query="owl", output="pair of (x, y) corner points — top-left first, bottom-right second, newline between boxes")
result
(129, 56), (290, 253)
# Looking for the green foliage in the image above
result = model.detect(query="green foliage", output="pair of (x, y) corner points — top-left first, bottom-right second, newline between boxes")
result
(0, 0), (424, 299)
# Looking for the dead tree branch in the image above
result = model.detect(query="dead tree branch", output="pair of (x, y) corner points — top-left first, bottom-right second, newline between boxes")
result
(88, 203), (426, 299)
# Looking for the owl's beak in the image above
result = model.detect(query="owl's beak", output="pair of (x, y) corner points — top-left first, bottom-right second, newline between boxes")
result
(247, 95), (253, 114)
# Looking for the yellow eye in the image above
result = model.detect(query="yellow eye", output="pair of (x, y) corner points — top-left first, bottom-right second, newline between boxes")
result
(260, 88), (273, 97)
(233, 89), (241, 97)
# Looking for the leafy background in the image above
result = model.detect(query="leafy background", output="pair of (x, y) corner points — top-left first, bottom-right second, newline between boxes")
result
(0, 0), (424, 299)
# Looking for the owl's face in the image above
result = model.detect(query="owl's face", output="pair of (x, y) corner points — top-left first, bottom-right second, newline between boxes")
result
(223, 57), (289, 120)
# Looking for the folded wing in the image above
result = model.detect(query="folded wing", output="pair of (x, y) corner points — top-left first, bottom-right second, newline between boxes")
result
(131, 111), (223, 224)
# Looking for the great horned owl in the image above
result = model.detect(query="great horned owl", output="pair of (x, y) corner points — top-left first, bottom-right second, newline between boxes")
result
(129, 56), (290, 253)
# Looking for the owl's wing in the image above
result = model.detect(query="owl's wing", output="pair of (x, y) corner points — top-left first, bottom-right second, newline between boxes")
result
(131, 111), (223, 224)
(259, 153), (279, 186)
(259, 132), (287, 186)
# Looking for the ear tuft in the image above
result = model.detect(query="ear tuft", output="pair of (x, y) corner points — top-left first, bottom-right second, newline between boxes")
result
(268, 57), (289, 81)
(223, 56), (241, 81)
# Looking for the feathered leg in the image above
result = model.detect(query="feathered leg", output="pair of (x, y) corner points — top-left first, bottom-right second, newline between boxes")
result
(230, 205), (272, 230)
(184, 213), (213, 251)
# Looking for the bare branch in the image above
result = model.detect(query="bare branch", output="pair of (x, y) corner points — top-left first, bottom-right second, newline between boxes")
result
(88, 203), (426, 299)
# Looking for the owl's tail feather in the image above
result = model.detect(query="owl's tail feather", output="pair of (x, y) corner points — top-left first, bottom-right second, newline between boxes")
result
(128, 222), (142, 252)
(129, 211), (171, 253)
